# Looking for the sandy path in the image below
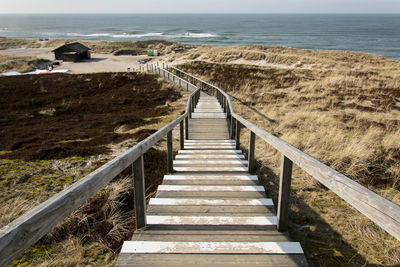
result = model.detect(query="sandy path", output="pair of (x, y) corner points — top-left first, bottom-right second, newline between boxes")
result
(0, 47), (169, 74)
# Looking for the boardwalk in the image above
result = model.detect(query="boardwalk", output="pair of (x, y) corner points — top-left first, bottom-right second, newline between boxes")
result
(116, 93), (308, 266)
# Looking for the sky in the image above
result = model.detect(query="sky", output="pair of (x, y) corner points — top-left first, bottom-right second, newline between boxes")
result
(1, 0), (400, 14)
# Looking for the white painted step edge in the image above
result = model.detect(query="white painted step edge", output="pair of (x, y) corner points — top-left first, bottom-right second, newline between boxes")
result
(157, 185), (264, 192)
(173, 160), (248, 165)
(179, 150), (242, 154)
(120, 241), (304, 254)
(163, 175), (258, 181)
(185, 140), (234, 143)
(174, 167), (249, 172)
(147, 215), (277, 226)
(149, 198), (273, 206)
(175, 155), (245, 159)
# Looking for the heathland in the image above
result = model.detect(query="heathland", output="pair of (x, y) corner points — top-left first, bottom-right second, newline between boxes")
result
(0, 71), (187, 266)
(0, 38), (399, 266)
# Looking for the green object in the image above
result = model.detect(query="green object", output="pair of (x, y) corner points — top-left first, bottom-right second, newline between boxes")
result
(147, 49), (154, 56)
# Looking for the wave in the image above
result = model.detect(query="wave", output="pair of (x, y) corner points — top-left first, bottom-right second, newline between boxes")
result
(36, 31), (219, 39)
(111, 32), (164, 38)
(181, 32), (218, 38)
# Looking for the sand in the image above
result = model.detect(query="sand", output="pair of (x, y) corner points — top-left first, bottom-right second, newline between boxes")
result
(0, 47), (169, 74)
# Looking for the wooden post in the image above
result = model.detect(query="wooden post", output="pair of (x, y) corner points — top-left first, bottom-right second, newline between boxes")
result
(230, 117), (235, 139)
(235, 120), (241, 150)
(185, 116), (189, 140)
(163, 62), (165, 69)
(248, 131), (256, 174)
(227, 107), (231, 135)
(133, 156), (146, 229)
(186, 82), (188, 91)
(180, 121), (184, 150)
(277, 155), (293, 231)
(167, 130), (173, 173)
(179, 78), (181, 88)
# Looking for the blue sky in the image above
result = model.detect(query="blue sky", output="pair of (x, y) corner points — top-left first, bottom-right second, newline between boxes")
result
(1, 0), (400, 14)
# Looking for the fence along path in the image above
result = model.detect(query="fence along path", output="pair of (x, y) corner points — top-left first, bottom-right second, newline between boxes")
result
(116, 89), (308, 266)
(0, 69), (200, 266)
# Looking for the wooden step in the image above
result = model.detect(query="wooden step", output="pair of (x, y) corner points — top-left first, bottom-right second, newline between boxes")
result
(120, 241), (304, 254)
(174, 166), (248, 172)
(156, 191), (267, 198)
(184, 140), (234, 143)
(173, 160), (248, 165)
(175, 154), (245, 159)
(162, 174), (258, 185)
(146, 215), (277, 226)
(147, 205), (275, 215)
(116, 254), (308, 267)
(149, 198), (273, 206)
(163, 174), (257, 181)
(157, 185), (264, 192)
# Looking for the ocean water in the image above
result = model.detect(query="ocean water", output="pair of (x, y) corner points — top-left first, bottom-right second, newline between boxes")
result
(0, 14), (400, 60)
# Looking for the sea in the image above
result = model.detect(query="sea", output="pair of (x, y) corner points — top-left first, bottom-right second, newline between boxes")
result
(0, 14), (400, 60)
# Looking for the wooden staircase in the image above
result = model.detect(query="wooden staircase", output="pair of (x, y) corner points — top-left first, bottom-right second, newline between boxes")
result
(116, 94), (308, 266)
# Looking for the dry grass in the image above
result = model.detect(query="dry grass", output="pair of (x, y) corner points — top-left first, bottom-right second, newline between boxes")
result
(1, 76), (189, 266)
(0, 55), (50, 73)
(176, 49), (400, 266)
(0, 38), (40, 50)
(0, 38), (192, 55)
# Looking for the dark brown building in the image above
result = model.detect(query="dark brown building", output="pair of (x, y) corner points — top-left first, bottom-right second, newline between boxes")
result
(52, 42), (91, 62)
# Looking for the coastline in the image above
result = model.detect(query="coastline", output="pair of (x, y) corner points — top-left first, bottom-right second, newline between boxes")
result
(0, 37), (399, 75)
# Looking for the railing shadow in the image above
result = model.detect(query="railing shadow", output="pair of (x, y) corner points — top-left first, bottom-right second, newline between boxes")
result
(228, 94), (277, 124)
(252, 159), (386, 267)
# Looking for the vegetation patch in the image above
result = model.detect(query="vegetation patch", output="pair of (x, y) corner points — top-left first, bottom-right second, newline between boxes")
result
(0, 72), (181, 160)
(177, 58), (400, 266)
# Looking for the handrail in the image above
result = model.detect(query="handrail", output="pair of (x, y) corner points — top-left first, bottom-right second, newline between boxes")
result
(168, 65), (400, 241)
(0, 68), (201, 266)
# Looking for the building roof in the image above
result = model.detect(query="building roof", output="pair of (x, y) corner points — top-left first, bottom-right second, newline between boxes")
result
(52, 42), (91, 53)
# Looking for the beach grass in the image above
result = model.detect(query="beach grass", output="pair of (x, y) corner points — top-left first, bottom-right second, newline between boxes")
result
(175, 48), (400, 266)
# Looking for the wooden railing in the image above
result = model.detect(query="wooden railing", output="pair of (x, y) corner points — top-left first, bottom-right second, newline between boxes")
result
(164, 65), (400, 241)
(0, 69), (200, 266)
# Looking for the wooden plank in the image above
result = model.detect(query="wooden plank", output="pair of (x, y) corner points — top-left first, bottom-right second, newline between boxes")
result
(173, 160), (248, 165)
(149, 198), (273, 206)
(163, 175), (258, 181)
(147, 205), (275, 215)
(173, 166), (248, 172)
(147, 215), (277, 226)
(120, 241), (304, 254)
(183, 142), (235, 145)
(178, 150), (242, 154)
(162, 179), (258, 186)
(157, 185), (264, 192)
(156, 191), (267, 198)
(116, 254), (308, 267)
(183, 147), (235, 150)
(130, 231), (291, 242)
(184, 140), (234, 143)
(175, 155), (245, 159)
